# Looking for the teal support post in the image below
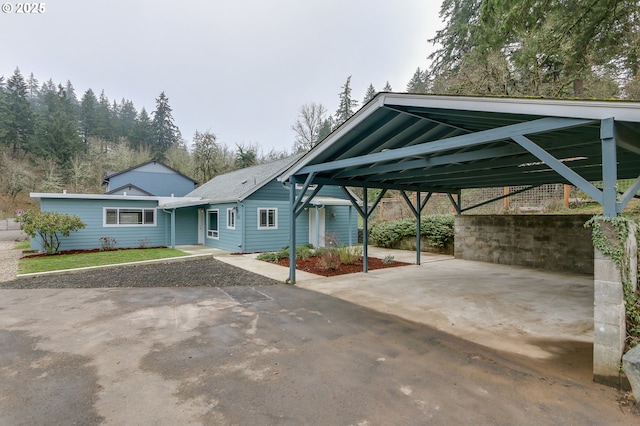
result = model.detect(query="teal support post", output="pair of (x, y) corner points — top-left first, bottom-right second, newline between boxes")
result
(362, 187), (368, 273)
(601, 118), (618, 218)
(416, 191), (421, 265)
(348, 206), (353, 247)
(170, 209), (176, 249)
(288, 179), (296, 283)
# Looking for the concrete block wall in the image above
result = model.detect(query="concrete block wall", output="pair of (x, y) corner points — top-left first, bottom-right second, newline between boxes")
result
(454, 215), (594, 274)
(593, 222), (637, 388)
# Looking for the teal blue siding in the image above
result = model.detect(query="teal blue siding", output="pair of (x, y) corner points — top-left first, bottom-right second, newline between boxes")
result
(203, 203), (243, 252)
(175, 207), (199, 245)
(325, 205), (358, 246)
(35, 198), (168, 252)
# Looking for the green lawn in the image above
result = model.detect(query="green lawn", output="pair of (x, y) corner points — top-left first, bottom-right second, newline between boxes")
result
(18, 248), (189, 274)
(13, 240), (31, 250)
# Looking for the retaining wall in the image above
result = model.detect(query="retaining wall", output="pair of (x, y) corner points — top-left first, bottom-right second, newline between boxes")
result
(454, 215), (594, 274)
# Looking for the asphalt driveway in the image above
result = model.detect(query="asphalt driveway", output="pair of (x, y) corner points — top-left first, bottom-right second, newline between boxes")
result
(1, 266), (637, 424)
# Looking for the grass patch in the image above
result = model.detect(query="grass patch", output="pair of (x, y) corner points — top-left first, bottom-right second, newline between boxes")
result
(18, 248), (189, 274)
(13, 240), (31, 250)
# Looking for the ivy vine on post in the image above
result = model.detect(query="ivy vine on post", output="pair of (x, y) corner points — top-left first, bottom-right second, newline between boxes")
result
(585, 215), (640, 349)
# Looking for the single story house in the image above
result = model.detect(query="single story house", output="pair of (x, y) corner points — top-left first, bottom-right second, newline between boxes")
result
(103, 160), (198, 196)
(29, 155), (359, 253)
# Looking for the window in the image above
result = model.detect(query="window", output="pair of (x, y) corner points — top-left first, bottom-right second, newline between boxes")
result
(258, 208), (277, 229)
(227, 208), (236, 229)
(207, 209), (219, 238)
(104, 208), (156, 226)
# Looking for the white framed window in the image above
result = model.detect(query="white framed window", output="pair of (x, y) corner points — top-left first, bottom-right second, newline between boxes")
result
(227, 208), (236, 229)
(257, 208), (277, 229)
(207, 209), (219, 239)
(104, 207), (156, 226)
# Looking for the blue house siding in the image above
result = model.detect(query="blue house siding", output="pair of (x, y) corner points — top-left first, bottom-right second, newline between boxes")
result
(174, 207), (199, 245)
(34, 198), (168, 252)
(108, 171), (194, 197)
(203, 203), (243, 252)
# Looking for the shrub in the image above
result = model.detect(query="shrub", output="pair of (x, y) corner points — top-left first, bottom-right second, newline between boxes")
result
(369, 214), (455, 248)
(100, 236), (117, 251)
(16, 210), (86, 254)
(318, 247), (341, 270)
(337, 245), (363, 265)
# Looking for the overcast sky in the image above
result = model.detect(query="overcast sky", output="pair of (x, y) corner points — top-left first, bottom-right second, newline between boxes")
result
(2, 0), (443, 154)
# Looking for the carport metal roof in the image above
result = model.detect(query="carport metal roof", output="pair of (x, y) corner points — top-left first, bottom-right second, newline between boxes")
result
(279, 93), (640, 283)
(280, 93), (640, 216)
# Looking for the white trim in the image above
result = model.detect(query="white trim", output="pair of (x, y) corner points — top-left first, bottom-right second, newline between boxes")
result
(226, 208), (236, 230)
(207, 209), (219, 239)
(103, 207), (156, 227)
(257, 207), (278, 230)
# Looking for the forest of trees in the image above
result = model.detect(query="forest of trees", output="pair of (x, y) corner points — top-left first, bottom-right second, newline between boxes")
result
(2, 0), (640, 207)
(293, 0), (640, 152)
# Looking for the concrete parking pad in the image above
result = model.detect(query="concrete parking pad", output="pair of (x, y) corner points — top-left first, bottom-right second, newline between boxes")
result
(0, 284), (635, 424)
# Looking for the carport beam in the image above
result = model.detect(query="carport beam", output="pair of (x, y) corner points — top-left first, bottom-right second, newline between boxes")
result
(288, 179), (296, 284)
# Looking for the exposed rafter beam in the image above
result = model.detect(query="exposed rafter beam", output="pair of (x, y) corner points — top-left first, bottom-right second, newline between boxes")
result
(384, 105), (474, 133)
(296, 117), (594, 176)
(511, 134), (603, 204)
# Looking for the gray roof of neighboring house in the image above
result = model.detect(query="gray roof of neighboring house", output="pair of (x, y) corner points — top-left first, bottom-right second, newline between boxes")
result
(187, 153), (304, 203)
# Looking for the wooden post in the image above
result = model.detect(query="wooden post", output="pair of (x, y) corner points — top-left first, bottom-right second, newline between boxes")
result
(564, 184), (570, 207)
(504, 187), (510, 211)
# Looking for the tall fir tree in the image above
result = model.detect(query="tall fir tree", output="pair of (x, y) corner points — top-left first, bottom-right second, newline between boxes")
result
(35, 85), (82, 168)
(363, 83), (377, 104)
(131, 107), (154, 150)
(2, 68), (34, 157)
(334, 76), (358, 126)
(406, 68), (429, 93)
(80, 89), (98, 146)
(151, 92), (179, 159)
(382, 81), (392, 92)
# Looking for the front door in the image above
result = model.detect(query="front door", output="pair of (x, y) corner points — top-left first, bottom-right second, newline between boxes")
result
(197, 209), (204, 245)
(309, 207), (326, 247)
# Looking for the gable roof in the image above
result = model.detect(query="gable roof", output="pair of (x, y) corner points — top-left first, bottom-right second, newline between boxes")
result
(187, 154), (304, 203)
(103, 160), (198, 185)
(279, 93), (640, 195)
(105, 183), (154, 196)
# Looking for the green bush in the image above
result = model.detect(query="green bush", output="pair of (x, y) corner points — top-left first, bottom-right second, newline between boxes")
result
(369, 214), (454, 248)
(16, 210), (86, 254)
(257, 244), (315, 263)
(337, 245), (363, 264)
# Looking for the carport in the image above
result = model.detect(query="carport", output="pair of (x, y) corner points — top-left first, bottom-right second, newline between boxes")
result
(278, 93), (640, 385)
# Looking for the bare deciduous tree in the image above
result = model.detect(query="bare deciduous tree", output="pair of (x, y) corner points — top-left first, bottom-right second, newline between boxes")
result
(292, 103), (327, 153)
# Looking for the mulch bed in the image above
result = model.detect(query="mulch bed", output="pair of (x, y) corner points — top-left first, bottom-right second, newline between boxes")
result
(273, 256), (411, 277)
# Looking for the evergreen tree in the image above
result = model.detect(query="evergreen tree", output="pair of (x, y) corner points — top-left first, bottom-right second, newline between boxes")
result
(334, 76), (358, 126)
(406, 68), (429, 93)
(35, 85), (82, 168)
(26, 73), (40, 110)
(382, 81), (392, 92)
(317, 116), (335, 142)
(80, 89), (98, 146)
(363, 83), (377, 103)
(118, 98), (138, 143)
(95, 90), (114, 143)
(2, 68), (34, 157)
(235, 143), (258, 169)
(131, 107), (154, 150)
(151, 91), (179, 159)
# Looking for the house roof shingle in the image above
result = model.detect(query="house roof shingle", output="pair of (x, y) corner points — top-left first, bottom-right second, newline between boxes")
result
(187, 153), (304, 203)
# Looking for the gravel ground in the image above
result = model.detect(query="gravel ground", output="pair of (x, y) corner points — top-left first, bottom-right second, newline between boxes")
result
(0, 241), (22, 283)
(0, 257), (280, 289)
